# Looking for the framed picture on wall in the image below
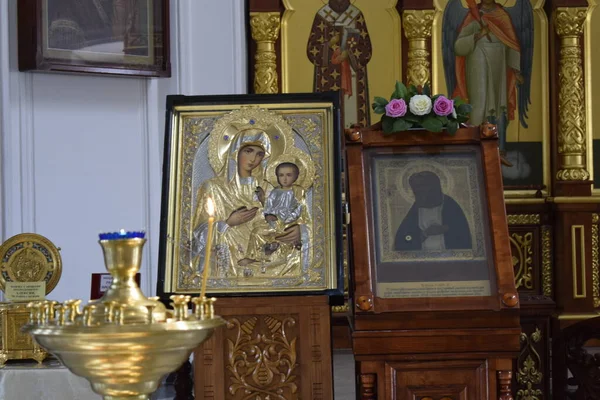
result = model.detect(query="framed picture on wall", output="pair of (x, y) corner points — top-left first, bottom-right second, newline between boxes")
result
(17, 0), (170, 77)
(157, 92), (344, 299)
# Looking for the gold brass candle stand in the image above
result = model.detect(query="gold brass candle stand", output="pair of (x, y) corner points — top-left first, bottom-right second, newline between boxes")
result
(22, 232), (224, 400)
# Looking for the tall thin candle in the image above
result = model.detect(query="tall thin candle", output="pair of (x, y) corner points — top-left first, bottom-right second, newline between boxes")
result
(200, 197), (215, 299)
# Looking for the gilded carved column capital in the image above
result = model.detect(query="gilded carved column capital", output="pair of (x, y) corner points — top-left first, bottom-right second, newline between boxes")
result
(554, 7), (590, 181)
(554, 8), (587, 37)
(403, 10), (435, 40)
(250, 12), (281, 94)
(402, 10), (435, 88)
(250, 12), (281, 42)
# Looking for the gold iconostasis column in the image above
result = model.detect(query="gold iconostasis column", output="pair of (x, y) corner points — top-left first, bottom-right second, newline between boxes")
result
(402, 10), (435, 88)
(555, 8), (589, 182)
(250, 12), (281, 94)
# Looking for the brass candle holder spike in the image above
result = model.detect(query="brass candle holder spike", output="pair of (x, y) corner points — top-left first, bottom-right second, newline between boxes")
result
(22, 231), (224, 400)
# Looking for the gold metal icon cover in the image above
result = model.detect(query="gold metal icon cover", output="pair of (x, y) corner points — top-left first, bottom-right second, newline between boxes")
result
(0, 233), (62, 295)
(158, 93), (344, 297)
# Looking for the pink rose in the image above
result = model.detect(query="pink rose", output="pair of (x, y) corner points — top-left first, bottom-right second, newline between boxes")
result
(385, 98), (407, 118)
(433, 96), (454, 117)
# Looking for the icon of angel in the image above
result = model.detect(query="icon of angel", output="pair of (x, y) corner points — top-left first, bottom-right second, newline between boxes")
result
(442, 0), (533, 167)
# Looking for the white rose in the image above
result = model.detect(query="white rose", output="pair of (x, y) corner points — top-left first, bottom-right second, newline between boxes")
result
(409, 95), (432, 116)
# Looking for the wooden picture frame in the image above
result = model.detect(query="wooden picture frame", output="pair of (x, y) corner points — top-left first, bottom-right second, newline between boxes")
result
(17, 0), (170, 77)
(369, 144), (496, 299)
(345, 125), (517, 314)
(157, 92), (344, 300)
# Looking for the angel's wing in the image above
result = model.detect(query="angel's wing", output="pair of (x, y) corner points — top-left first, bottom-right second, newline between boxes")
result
(442, 0), (469, 97)
(506, 0), (534, 128)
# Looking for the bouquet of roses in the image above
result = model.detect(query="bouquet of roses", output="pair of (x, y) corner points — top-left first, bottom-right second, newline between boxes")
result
(372, 81), (471, 135)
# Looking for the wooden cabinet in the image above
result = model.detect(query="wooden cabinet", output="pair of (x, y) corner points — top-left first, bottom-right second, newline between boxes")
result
(390, 360), (488, 400)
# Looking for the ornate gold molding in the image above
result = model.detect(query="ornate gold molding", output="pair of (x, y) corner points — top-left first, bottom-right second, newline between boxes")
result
(554, 8), (589, 181)
(510, 233), (534, 290)
(250, 12), (281, 94)
(551, 196), (600, 203)
(558, 312), (600, 320)
(507, 214), (541, 225)
(332, 303), (349, 313)
(542, 226), (553, 297)
(593, 214), (599, 308)
(402, 10), (435, 88)
(505, 198), (547, 205)
(571, 225), (587, 298)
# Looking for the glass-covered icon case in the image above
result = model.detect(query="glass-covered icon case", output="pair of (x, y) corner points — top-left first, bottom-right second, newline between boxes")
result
(345, 127), (516, 313)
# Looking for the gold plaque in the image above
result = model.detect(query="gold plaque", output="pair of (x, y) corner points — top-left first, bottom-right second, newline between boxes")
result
(0, 233), (62, 367)
(0, 233), (62, 294)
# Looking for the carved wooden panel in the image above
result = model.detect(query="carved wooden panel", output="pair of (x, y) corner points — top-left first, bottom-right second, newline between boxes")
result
(510, 227), (536, 292)
(388, 360), (487, 400)
(507, 213), (554, 302)
(193, 296), (332, 400)
(513, 317), (552, 400)
(506, 211), (555, 399)
(226, 314), (300, 398)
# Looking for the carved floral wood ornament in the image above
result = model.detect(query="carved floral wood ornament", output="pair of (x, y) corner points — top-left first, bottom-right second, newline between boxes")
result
(516, 327), (544, 400)
(226, 316), (299, 399)
(193, 296), (333, 399)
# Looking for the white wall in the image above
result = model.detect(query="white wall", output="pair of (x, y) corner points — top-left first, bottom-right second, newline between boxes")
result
(0, 0), (247, 302)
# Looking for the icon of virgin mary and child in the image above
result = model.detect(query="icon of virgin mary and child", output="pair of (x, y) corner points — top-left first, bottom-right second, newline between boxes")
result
(191, 124), (315, 279)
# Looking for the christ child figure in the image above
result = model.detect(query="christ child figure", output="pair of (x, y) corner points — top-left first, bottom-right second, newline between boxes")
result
(262, 162), (305, 252)
(240, 162), (306, 266)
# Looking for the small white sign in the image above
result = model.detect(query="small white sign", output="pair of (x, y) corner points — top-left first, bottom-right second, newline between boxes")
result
(100, 275), (113, 292)
(5, 281), (46, 301)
